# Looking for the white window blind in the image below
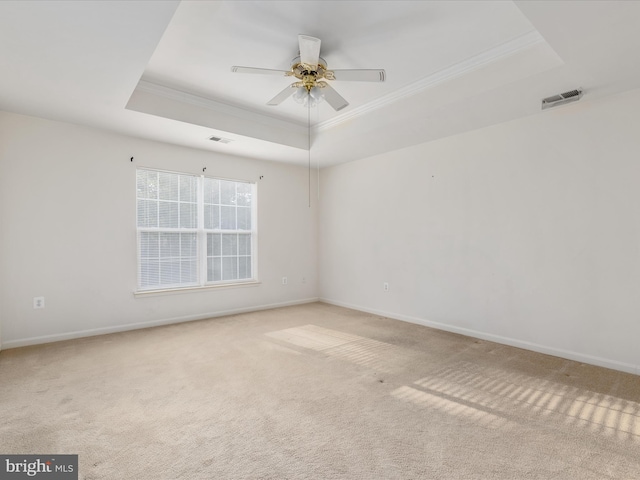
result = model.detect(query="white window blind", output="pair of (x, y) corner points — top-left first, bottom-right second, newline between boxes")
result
(136, 169), (255, 291)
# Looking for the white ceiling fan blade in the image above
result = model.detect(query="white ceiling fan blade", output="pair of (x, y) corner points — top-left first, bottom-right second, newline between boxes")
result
(267, 85), (295, 106)
(329, 69), (386, 82)
(320, 83), (349, 111)
(298, 34), (321, 69)
(231, 66), (289, 76)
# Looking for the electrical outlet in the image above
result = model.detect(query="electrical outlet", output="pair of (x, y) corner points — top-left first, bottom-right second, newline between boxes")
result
(33, 296), (45, 309)
(383, 282), (389, 292)
(282, 277), (288, 285)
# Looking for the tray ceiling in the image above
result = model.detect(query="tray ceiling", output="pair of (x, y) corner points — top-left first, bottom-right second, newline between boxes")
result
(2, 1), (640, 166)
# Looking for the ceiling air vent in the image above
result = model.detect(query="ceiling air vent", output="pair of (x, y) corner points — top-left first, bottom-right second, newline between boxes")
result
(541, 88), (583, 110)
(208, 135), (232, 144)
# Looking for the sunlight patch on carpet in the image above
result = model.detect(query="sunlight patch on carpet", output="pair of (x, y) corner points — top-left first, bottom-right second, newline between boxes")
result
(266, 324), (414, 373)
(266, 325), (362, 351)
(404, 361), (640, 443)
(390, 385), (518, 430)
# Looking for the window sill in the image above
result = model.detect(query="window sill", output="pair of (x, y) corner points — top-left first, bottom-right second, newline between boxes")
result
(134, 281), (261, 298)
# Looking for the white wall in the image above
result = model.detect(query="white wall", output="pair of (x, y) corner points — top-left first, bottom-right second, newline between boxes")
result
(3, 87), (640, 375)
(0, 112), (317, 348)
(319, 88), (640, 374)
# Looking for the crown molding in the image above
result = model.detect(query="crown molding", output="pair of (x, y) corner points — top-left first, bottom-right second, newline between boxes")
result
(315, 30), (546, 133)
(135, 80), (308, 132)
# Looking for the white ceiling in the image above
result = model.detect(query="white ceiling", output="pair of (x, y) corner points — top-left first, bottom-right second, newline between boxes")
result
(1, 1), (640, 167)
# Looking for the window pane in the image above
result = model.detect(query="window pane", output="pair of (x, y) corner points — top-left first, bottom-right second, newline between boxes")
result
(160, 260), (180, 285)
(221, 206), (236, 229)
(207, 233), (221, 256)
(180, 175), (197, 203)
(180, 233), (197, 257)
(236, 182), (251, 206)
(222, 234), (237, 256)
(180, 202), (197, 229)
(204, 204), (219, 230)
(159, 201), (179, 228)
(237, 207), (251, 230)
(181, 260), (197, 283)
(136, 170), (147, 198)
(137, 170), (158, 200)
(137, 199), (158, 228)
(140, 260), (160, 287)
(220, 180), (236, 205)
(204, 177), (219, 205)
(208, 257), (222, 282)
(159, 172), (179, 201)
(239, 256), (251, 279)
(160, 233), (180, 258)
(222, 257), (238, 281)
(136, 170), (158, 200)
(140, 232), (159, 258)
(238, 234), (251, 256)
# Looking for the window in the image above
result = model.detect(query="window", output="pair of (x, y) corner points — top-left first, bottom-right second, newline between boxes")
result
(136, 168), (256, 291)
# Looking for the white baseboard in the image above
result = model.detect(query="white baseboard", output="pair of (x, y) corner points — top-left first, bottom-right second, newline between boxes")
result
(320, 298), (639, 376)
(2, 297), (319, 350)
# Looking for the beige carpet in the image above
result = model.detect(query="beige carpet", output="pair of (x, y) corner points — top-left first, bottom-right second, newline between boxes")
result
(1, 302), (639, 479)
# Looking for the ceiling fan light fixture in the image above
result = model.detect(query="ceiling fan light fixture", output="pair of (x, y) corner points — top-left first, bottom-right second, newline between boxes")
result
(293, 86), (307, 103)
(309, 86), (324, 103)
(293, 86), (324, 107)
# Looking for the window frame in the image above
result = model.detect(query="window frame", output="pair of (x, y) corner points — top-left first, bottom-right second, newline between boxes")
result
(135, 167), (258, 293)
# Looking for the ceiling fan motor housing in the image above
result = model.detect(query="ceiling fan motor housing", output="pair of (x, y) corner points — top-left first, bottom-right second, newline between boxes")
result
(301, 74), (317, 91)
(291, 55), (327, 79)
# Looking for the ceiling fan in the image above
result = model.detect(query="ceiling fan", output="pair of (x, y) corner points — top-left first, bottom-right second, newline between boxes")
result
(231, 34), (386, 112)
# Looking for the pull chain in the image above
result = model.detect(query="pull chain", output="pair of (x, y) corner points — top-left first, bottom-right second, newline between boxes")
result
(308, 92), (311, 208)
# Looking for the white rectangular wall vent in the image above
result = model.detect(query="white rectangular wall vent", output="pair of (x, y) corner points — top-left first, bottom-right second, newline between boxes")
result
(208, 135), (232, 144)
(541, 88), (583, 110)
